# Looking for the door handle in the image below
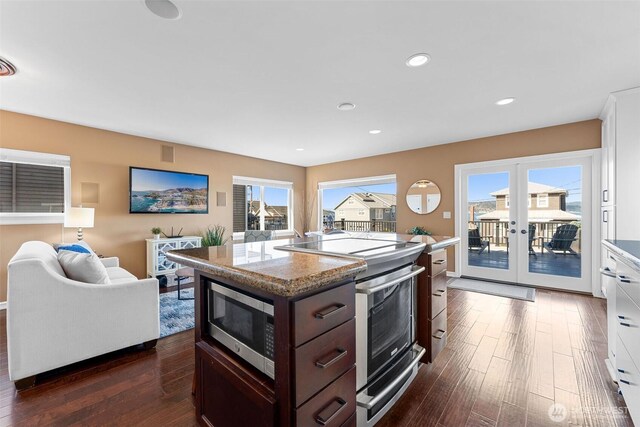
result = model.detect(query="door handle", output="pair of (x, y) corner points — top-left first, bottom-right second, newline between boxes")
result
(510, 229), (516, 234)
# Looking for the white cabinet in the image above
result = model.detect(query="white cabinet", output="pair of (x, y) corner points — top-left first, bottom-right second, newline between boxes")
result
(600, 87), (640, 390)
(146, 236), (202, 285)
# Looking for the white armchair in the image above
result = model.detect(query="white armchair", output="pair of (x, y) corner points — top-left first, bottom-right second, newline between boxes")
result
(7, 241), (159, 389)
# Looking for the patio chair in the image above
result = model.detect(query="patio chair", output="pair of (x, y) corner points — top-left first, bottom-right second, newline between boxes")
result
(468, 228), (490, 254)
(528, 223), (537, 257)
(543, 224), (579, 256)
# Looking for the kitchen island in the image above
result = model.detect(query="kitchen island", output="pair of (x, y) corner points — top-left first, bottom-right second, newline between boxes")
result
(166, 234), (458, 427)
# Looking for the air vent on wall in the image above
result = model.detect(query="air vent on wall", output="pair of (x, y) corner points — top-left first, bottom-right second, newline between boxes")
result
(0, 57), (17, 76)
(161, 145), (175, 163)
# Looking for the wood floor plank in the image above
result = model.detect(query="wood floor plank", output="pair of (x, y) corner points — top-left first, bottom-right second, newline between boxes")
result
(472, 356), (511, 422)
(554, 387), (588, 427)
(551, 312), (573, 356)
(525, 392), (555, 427)
(438, 368), (486, 426)
(553, 352), (579, 394)
(573, 348), (617, 427)
(502, 351), (534, 409)
(493, 331), (517, 362)
(465, 322), (490, 346)
(468, 336), (499, 374)
(466, 411), (497, 427)
(529, 331), (554, 400)
(496, 402), (527, 427)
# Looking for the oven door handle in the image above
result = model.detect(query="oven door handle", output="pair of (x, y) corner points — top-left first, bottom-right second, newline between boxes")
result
(355, 266), (425, 295)
(356, 344), (426, 410)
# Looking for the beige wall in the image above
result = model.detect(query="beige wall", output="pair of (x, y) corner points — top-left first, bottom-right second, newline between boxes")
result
(0, 113), (601, 301)
(0, 111), (306, 301)
(307, 119), (602, 269)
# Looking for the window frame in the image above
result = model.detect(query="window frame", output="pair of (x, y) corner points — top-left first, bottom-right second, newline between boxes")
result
(0, 148), (71, 225)
(316, 174), (396, 230)
(232, 176), (294, 240)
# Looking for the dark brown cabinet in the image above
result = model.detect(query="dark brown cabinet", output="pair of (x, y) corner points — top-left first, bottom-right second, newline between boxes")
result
(417, 249), (448, 363)
(193, 270), (356, 427)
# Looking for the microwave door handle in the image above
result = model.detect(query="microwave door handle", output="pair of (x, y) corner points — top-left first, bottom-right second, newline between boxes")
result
(356, 266), (425, 295)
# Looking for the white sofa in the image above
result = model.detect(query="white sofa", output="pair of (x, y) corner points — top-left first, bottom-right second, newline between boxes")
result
(7, 241), (160, 389)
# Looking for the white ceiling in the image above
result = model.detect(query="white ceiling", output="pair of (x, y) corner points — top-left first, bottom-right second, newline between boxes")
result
(1, 1), (639, 167)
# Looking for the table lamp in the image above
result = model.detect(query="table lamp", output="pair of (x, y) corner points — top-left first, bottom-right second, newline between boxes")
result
(64, 207), (94, 241)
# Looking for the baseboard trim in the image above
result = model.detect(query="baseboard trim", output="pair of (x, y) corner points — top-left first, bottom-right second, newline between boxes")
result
(0, 301), (6, 311)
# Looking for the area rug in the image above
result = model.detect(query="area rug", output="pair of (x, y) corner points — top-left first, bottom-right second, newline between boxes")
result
(448, 278), (536, 302)
(159, 289), (195, 338)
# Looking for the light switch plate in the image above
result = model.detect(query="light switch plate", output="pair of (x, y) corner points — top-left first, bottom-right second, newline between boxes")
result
(443, 211), (451, 219)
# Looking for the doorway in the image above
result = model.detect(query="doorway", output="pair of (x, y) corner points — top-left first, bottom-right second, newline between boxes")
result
(455, 151), (597, 293)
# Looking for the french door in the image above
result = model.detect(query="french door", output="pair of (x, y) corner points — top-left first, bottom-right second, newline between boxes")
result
(458, 153), (594, 293)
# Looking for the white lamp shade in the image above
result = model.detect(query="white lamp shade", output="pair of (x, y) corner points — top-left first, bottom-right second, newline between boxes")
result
(64, 207), (94, 228)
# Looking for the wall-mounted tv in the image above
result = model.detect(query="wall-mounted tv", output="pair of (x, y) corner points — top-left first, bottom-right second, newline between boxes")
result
(129, 167), (209, 214)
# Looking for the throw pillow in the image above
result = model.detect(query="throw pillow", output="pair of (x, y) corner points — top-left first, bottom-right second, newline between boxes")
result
(56, 244), (91, 254)
(57, 250), (111, 284)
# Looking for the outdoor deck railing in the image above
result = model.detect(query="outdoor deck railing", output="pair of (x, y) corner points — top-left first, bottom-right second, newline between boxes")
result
(468, 220), (581, 252)
(325, 219), (397, 233)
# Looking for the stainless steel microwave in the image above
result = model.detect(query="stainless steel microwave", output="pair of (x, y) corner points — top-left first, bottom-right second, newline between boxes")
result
(206, 281), (275, 379)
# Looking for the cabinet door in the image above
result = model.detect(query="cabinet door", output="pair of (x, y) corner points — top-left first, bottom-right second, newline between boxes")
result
(601, 117), (611, 205)
(616, 91), (640, 238)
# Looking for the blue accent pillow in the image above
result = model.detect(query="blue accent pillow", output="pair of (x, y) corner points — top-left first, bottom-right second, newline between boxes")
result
(57, 244), (91, 254)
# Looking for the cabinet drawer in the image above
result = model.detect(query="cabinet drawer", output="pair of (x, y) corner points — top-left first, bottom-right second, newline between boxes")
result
(295, 367), (356, 427)
(428, 307), (447, 363)
(294, 318), (355, 406)
(429, 272), (447, 320)
(428, 250), (447, 277)
(616, 336), (640, 423)
(340, 412), (356, 427)
(292, 283), (355, 346)
(615, 256), (640, 307)
(616, 284), (640, 370)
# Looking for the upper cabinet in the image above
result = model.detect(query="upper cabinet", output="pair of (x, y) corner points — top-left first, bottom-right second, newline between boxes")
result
(600, 88), (640, 240)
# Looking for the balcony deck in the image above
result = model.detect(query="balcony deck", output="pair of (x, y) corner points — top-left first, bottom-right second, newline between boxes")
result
(468, 245), (581, 278)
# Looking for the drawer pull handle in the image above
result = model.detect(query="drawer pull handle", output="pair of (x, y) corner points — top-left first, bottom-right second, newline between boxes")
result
(620, 322), (631, 327)
(315, 348), (348, 369)
(315, 304), (346, 319)
(315, 397), (347, 426)
(432, 329), (446, 340)
(618, 369), (626, 374)
(433, 260), (446, 265)
(618, 275), (632, 284)
(433, 289), (445, 297)
(620, 379), (631, 385)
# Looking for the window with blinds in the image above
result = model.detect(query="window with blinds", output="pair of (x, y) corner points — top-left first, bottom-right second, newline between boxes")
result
(0, 148), (70, 224)
(0, 162), (65, 213)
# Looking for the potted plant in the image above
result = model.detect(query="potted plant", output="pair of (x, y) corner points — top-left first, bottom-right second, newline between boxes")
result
(151, 227), (162, 239)
(407, 226), (431, 236)
(201, 225), (228, 247)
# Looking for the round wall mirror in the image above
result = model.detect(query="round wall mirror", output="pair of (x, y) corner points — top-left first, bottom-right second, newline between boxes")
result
(406, 180), (442, 214)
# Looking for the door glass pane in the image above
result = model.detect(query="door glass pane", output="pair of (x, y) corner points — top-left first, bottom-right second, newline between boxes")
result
(263, 187), (289, 230)
(467, 172), (510, 270)
(527, 166), (582, 278)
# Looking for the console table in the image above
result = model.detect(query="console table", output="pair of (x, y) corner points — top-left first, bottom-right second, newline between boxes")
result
(146, 236), (202, 285)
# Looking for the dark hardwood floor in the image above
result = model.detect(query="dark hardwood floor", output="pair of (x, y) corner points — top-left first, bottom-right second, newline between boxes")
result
(0, 287), (633, 426)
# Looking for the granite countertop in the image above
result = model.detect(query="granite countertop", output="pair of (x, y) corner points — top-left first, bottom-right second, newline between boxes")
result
(166, 232), (458, 297)
(603, 239), (640, 271)
(166, 240), (367, 297)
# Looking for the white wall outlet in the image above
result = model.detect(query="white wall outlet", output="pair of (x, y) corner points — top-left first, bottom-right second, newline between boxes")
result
(443, 211), (451, 219)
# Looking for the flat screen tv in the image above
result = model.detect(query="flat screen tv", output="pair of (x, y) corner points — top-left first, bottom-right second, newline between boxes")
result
(129, 167), (209, 214)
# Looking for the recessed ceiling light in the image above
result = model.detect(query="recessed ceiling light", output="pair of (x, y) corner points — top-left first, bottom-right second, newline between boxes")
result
(337, 102), (356, 111)
(369, 130), (382, 135)
(296, 148), (304, 151)
(496, 97), (515, 106)
(0, 57), (17, 77)
(406, 53), (430, 67)
(144, 0), (181, 20)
